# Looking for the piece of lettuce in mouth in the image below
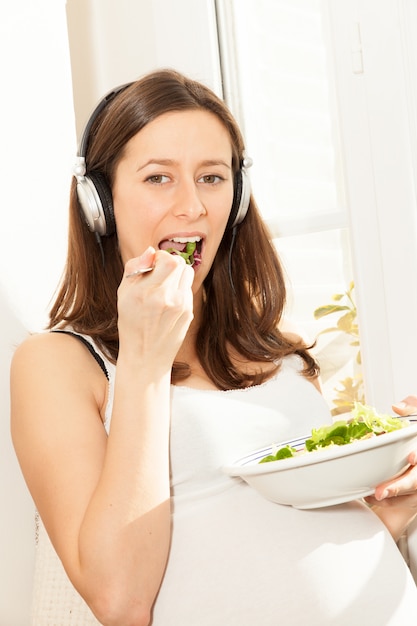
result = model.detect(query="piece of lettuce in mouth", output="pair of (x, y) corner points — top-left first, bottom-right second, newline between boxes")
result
(166, 241), (196, 265)
(259, 401), (410, 463)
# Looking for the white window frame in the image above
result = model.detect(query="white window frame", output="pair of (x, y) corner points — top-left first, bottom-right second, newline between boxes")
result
(327, 0), (417, 409)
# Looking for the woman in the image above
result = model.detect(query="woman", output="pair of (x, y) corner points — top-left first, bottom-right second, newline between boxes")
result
(10, 69), (417, 625)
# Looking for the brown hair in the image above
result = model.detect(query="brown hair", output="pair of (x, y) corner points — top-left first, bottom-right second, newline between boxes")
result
(49, 68), (319, 389)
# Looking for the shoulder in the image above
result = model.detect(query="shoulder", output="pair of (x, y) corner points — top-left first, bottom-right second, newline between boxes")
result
(279, 330), (322, 394)
(279, 318), (311, 346)
(13, 330), (104, 365)
(11, 331), (109, 414)
(279, 353), (322, 393)
(281, 330), (304, 344)
(12, 331), (96, 372)
(11, 332), (65, 376)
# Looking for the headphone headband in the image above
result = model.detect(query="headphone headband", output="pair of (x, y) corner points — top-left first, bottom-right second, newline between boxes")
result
(74, 83), (133, 180)
(79, 83), (133, 160)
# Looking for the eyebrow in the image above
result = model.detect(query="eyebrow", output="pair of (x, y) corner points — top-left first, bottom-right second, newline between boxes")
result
(136, 158), (232, 172)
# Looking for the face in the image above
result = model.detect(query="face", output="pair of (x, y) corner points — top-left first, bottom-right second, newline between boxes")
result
(112, 109), (234, 291)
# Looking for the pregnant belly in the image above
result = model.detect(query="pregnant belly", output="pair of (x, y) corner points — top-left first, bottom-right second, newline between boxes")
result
(152, 482), (417, 626)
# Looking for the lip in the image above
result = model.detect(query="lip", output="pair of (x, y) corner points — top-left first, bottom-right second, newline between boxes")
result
(158, 231), (205, 243)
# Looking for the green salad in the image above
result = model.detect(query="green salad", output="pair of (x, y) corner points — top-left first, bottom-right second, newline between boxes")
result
(259, 402), (410, 464)
(166, 241), (196, 265)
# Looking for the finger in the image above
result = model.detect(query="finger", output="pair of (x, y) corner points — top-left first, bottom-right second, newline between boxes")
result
(124, 249), (185, 286)
(161, 260), (194, 314)
(365, 491), (417, 508)
(150, 250), (195, 293)
(177, 262), (195, 293)
(392, 396), (417, 416)
(409, 449), (417, 465)
(373, 464), (417, 500)
(124, 247), (156, 278)
(133, 251), (192, 318)
(126, 267), (154, 278)
(402, 395), (417, 406)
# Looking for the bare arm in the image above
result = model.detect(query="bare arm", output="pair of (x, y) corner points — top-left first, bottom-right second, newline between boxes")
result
(11, 249), (194, 626)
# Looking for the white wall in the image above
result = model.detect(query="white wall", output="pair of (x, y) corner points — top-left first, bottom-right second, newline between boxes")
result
(66, 0), (222, 140)
(1, 1), (75, 333)
(0, 1), (76, 623)
(0, 293), (33, 624)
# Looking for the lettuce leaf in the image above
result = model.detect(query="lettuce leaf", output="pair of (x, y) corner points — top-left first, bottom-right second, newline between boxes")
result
(259, 402), (409, 463)
(166, 241), (196, 265)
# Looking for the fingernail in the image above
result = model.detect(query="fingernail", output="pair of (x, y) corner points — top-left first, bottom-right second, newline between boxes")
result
(377, 489), (389, 501)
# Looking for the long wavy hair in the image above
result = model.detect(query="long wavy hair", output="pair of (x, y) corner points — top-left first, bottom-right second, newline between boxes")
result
(49, 68), (319, 389)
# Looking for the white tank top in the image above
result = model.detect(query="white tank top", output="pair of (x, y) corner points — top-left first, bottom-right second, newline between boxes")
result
(31, 336), (417, 625)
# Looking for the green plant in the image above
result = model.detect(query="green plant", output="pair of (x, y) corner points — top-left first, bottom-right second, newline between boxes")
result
(313, 281), (364, 416)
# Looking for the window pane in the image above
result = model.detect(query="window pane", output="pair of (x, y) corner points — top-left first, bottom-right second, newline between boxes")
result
(228, 0), (347, 229)
(219, 0), (361, 412)
(275, 230), (362, 413)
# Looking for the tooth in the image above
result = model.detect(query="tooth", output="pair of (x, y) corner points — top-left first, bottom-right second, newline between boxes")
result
(170, 236), (201, 243)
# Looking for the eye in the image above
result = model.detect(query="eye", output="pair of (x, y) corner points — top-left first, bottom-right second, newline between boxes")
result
(198, 174), (223, 184)
(146, 174), (170, 184)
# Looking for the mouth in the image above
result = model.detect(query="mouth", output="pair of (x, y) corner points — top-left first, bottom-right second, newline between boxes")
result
(158, 235), (203, 267)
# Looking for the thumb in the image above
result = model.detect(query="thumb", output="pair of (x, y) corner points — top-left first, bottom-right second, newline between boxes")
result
(392, 396), (417, 416)
(124, 247), (156, 277)
(138, 246), (156, 268)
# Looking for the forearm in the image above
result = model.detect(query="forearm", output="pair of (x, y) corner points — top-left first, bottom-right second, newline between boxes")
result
(77, 358), (172, 624)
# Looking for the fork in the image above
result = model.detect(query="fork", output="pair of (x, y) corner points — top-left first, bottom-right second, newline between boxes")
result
(126, 266), (154, 278)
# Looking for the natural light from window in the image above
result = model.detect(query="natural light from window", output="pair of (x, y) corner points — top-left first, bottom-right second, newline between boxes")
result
(217, 0), (361, 413)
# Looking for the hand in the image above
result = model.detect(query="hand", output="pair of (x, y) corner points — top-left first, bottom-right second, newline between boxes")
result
(117, 247), (194, 367)
(365, 396), (417, 506)
(365, 450), (417, 506)
(364, 396), (417, 538)
(363, 451), (417, 542)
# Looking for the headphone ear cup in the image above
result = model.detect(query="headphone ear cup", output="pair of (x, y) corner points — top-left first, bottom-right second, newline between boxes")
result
(227, 168), (251, 230)
(89, 172), (116, 236)
(76, 171), (116, 237)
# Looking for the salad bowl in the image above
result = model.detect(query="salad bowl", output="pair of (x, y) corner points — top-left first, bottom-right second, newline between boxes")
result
(223, 410), (417, 509)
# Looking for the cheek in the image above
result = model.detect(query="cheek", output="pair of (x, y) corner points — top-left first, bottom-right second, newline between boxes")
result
(217, 188), (235, 232)
(210, 182), (234, 222)
(113, 202), (148, 263)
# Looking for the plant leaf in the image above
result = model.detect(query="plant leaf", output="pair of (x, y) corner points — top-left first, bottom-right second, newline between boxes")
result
(315, 326), (341, 336)
(314, 305), (350, 319)
(337, 311), (355, 332)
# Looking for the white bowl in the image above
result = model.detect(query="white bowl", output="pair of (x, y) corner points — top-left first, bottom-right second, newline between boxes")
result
(223, 420), (417, 509)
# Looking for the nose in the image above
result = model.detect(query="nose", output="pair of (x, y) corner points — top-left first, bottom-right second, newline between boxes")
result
(172, 178), (207, 220)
